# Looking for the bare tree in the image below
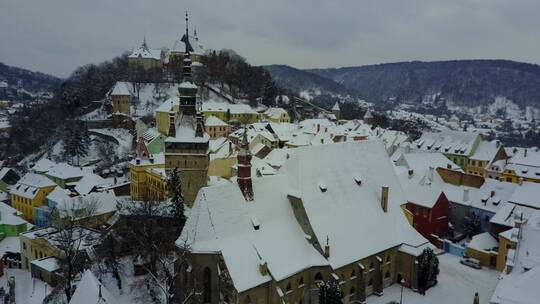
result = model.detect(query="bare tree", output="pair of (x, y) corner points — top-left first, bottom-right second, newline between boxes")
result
(49, 197), (102, 302)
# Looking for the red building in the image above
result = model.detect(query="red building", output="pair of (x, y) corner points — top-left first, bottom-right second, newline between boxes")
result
(405, 192), (449, 247)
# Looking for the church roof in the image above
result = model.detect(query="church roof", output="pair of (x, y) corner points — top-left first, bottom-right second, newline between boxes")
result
(178, 140), (428, 292)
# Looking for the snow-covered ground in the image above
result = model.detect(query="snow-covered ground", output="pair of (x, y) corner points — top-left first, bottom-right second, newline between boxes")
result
(367, 254), (499, 304)
(0, 269), (51, 304)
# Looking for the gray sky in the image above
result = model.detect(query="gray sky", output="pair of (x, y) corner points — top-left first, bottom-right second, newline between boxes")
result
(1, 0), (539, 78)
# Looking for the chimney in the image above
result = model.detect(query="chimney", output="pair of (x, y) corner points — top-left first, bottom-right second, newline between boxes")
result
(408, 169), (414, 178)
(259, 260), (268, 275)
(463, 189), (470, 202)
(491, 190), (495, 197)
(324, 236), (330, 258)
(237, 129), (253, 201)
(428, 166), (434, 181)
(447, 164), (452, 169)
(381, 186), (389, 212)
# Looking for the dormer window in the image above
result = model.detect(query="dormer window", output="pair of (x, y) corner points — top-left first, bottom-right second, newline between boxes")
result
(251, 215), (260, 230)
(319, 183), (327, 192)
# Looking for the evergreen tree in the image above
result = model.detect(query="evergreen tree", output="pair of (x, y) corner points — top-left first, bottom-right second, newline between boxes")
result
(62, 120), (90, 165)
(262, 79), (278, 106)
(167, 168), (185, 221)
(417, 248), (439, 295)
(319, 281), (343, 304)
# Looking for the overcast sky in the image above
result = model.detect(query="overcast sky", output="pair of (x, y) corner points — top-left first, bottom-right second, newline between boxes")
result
(1, 0), (539, 78)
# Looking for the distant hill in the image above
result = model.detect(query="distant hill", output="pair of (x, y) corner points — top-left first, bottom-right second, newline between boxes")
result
(263, 64), (351, 97)
(0, 62), (62, 99)
(265, 60), (540, 108)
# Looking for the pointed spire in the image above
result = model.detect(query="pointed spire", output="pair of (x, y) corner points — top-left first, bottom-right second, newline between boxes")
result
(237, 127), (253, 201)
(194, 27), (198, 40)
(141, 36), (149, 51)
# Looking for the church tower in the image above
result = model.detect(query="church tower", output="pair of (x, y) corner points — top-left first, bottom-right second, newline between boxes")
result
(332, 102), (341, 121)
(164, 46), (209, 206)
(237, 129), (253, 201)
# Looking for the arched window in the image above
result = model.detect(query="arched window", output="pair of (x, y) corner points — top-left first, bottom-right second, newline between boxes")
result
(350, 269), (356, 278)
(386, 255), (391, 262)
(203, 267), (212, 303)
(298, 277), (305, 287)
(368, 279), (373, 286)
(315, 272), (323, 282)
(369, 261), (374, 270)
(286, 282), (292, 292)
(350, 287), (356, 295)
(244, 295), (253, 304)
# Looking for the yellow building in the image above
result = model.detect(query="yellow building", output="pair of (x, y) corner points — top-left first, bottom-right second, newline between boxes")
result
(263, 107), (290, 123)
(130, 149), (167, 202)
(466, 140), (507, 177)
(127, 38), (162, 72)
(205, 115), (230, 139)
(11, 173), (56, 222)
(110, 82), (132, 115)
(155, 99), (180, 136)
(465, 232), (498, 268)
(208, 139), (237, 178)
(496, 228), (519, 272)
(20, 227), (101, 272)
(202, 101), (260, 124)
(500, 148), (540, 183)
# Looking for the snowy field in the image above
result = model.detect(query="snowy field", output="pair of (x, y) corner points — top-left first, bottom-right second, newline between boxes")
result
(367, 254), (499, 304)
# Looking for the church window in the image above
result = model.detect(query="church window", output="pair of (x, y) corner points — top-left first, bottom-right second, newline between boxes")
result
(203, 267), (211, 303)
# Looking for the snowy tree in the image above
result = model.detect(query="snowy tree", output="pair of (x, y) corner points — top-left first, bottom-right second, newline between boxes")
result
(168, 168), (186, 221)
(417, 248), (439, 295)
(262, 79), (278, 107)
(319, 280), (343, 304)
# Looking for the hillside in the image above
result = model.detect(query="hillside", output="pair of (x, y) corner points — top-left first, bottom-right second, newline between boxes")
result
(265, 60), (540, 109)
(263, 64), (352, 97)
(0, 62), (62, 99)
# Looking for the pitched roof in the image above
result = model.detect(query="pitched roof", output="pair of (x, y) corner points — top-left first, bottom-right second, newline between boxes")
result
(178, 141), (427, 292)
(70, 270), (119, 304)
(11, 173), (56, 199)
(205, 115), (227, 127)
(414, 130), (480, 156)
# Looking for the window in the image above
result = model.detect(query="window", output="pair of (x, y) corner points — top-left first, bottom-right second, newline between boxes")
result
(386, 255), (391, 263)
(368, 279), (373, 286)
(203, 267), (211, 303)
(350, 287), (356, 296)
(385, 271), (390, 278)
(369, 262), (374, 270)
(350, 269), (356, 279)
(315, 272), (323, 282)
(298, 277), (305, 288)
(244, 296), (253, 304)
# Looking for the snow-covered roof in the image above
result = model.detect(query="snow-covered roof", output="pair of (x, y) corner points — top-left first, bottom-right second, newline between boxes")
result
(470, 140), (503, 161)
(205, 115), (227, 127)
(202, 100), (258, 115)
(47, 186), (72, 203)
(467, 232), (498, 253)
(264, 107), (288, 120)
(31, 256), (60, 272)
(11, 173), (56, 199)
(70, 269), (119, 304)
(0, 202), (28, 226)
(469, 179), (517, 213)
(45, 163), (87, 180)
(331, 102), (340, 111)
(491, 212), (540, 304)
(508, 182), (540, 209)
(31, 158), (56, 173)
(262, 148), (294, 169)
(110, 81), (131, 96)
(178, 140), (428, 292)
(414, 130), (480, 156)
(74, 173), (108, 195)
(165, 114), (210, 144)
(155, 98), (178, 113)
(128, 40), (161, 60)
(56, 191), (118, 218)
(0, 237), (21, 256)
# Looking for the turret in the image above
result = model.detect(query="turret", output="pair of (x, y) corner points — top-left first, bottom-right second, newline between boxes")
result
(237, 129), (253, 201)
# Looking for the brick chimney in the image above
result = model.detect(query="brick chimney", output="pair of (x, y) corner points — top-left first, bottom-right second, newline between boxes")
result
(237, 129), (253, 201)
(381, 186), (389, 212)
